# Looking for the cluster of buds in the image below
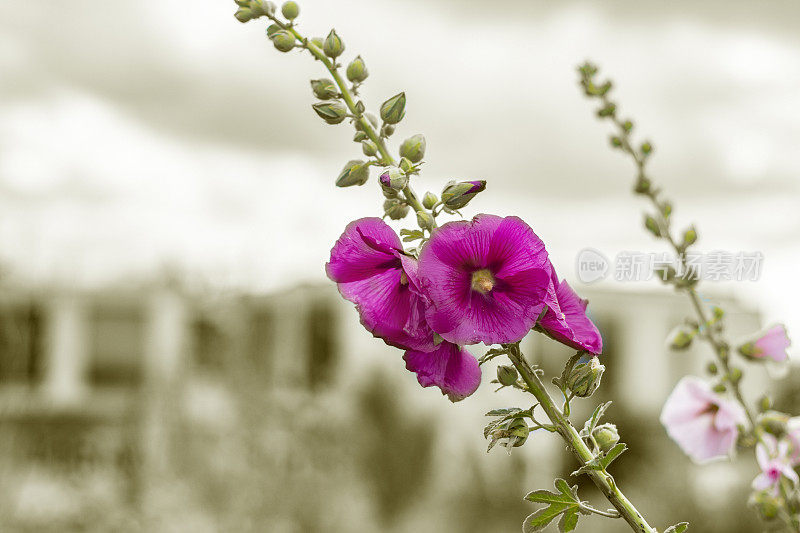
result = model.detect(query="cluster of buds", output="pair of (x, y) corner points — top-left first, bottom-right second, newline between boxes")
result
(234, 0), (277, 23)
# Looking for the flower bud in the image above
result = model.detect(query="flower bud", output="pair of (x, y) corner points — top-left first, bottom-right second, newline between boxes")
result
(353, 131), (368, 142)
(234, 8), (254, 22)
(644, 214), (661, 237)
(281, 1), (299, 20)
(309, 36), (323, 49)
(417, 211), (435, 232)
(399, 134), (426, 163)
(355, 113), (378, 132)
(682, 226), (697, 248)
(758, 410), (789, 436)
(422, 192), (438, 209)
(668, 326), (694, 350)
(441, 180), (486, 210)
(250, 0), (276, 16)
(312, 101), (348, 124)
(382, 124), (395, 137)
(379, 167), (408, 191)
(592, 423), (620, 453)
(496, 365), (518, 386)
(383, 199), (409, 220)
(361, 140), (378, 157)
(398, 157), (414, 174)
(641, 141), (653, 155)
(266, 23), (281, 37)
(566, 357), (604, 398)
(336, 160), (370, 187)
(323, 29), (345, 59)
(507, 418), (529, 447)
(759, 395), (773, 413)
(707, 362), (718, 375)
(634, 176), (651, 194)
(271, 30), (296, 52)
(346, 55), (369, 83)
(310, 78), (338, 100)
(380, 92), (406, 125)
(750, 491), (781, 520)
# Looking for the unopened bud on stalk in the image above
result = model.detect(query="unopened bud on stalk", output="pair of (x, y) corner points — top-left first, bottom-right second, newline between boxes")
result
(379, 167), (408, 191)
(346, 56), (369, 83)
(250, 0), (276, 16)
(309, 36), (323, 49)
(610, 136), (623, 148)
(355, 113), (379, 132)
(380, 92), (406, 125)
(398, 157), (413, 174)
(312, 101), (348, 124)
(399, 134), (426, 163)
(323, 29), (345, 58)
(567, 357), (604, 398)
(422, 192), (438, 209)
(707, 362), (718, 375)
(353, 131), (368, 142)
(281, 1), (299, 19)
(271, 30), (296, 52)
(668, 326), (694, 350)
(592, 423), (620, 452)
(361, 140), (378, 157)
(641, 141), (653, 155)
(441, 180), (486, 210)
(417, 211), (435, 231)
(496, 365), (518, 386)
(597, 103), (616, 117)
(758, 411), (789, 436)
(234, 7), (254, 22)
(644, 214), (661, 237)
(310, 78), (338, 100)
(266, 24), (281, 37)
(682, 226), (698, 248)
(383, 199), (409, 220)
(507, 418), (529, 447)
(758, 396), (773, 412)
(634, 176), (651, 194)
(382, 124), (395, 137)
(750, 491), (781, 520)
(336, 160), (370, 187)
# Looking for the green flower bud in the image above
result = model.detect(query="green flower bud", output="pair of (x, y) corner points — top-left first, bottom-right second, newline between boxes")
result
(496, 365), (518, 386)
(668, 326), (694, 350)
(383, 199), (409, 220)
(758, 410), (789, 436)
(712, 383), (727, 394)
(422, 192), (438, 209)
(641, 141), (653, 155)
(281, 1), (299, 20)
(266, 23), (281, 37)
(644, 214), (661, 237)
(634, 176), (651, 194)
(682, 226), (697, 248)
(250, 0), (276, 16)
(417, 211), (435, 232)
(234, 8), (253, 23)
(380, 92), (406, 125)
(592, 423), (620, 453)
(312, 100), (348, 124)
(750, 491), (781, 521)
(379, 167), (408, 191)
(346, 55), (369, 83)
(610, 136), (623, 148)
(310, 78), (338, 100)
(336, 160), (370, 187)
(759, 395), (773, 413)
(323, 29), (345, 59)
(398, 157), (413, 174)
(567, 357), (604, 398)
(441, 180), (486, 210)
(707, 362), (718, 375)
(622, 120), (634, 132)
(597, 103), (616, 117)
(711, 306), (724, 320)
(729, 366), (742, 384)
(310, 36), (323, 50)
(507, 418), (529, 447)
(354, 113), (378, 132)
(361, 140), (378, 157)
(271, 30), (296, 52)
(382, 124), (395, 137)
(399, 134), (426, 163)
(353, 131), (368, 142)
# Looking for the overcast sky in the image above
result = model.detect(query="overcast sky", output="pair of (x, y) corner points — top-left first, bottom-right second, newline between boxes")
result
(0, 0), (798, 337)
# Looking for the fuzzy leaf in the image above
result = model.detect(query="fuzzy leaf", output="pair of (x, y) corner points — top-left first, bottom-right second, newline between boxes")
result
(522, 504), (570, 533)
(558, 509), (579, 533)
(524, 490), (574, 506)
(486, 408), (523, 417)
(580, 401), (612, 438)
(571, 443), (627, 476)
(665, 523), (689, 533)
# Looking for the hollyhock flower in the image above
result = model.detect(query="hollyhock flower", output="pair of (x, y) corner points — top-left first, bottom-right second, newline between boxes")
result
(660, 376), (747, 464)
(418, 214), (554, 345)
(739, 324), (791, 363)
(403, 341), (481, 402)
(786, 417), (800, 465)
(752, 434), (798, 493)
(537, 264), (603, 354)
(326, 217), (434, 351)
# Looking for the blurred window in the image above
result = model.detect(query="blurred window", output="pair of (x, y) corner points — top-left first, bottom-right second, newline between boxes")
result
(0, 302), (44, 384)
(88, 304), (143, 386)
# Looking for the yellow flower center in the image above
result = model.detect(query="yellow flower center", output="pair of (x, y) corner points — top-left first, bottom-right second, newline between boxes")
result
(471, 269), (495, 294)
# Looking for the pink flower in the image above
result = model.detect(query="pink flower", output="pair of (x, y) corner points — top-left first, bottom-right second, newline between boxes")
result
(418, 214), (555, 345)
(660, 376), (747, 464)
(752, 434), (798, 493)
(537, 264), (603, 354)
(403, 341), (481, 402)
(739, 324), (791, 363)
(786, 417), (800, 466)
(326, 217), (434, 351)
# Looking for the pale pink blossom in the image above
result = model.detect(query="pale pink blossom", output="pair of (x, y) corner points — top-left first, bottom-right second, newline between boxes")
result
(739, 324), (791, 363)
(752, 433), (798, 493)
(660, 376), (747, 464)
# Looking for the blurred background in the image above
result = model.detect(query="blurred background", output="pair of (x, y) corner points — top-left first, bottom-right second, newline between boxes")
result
(0, 0), (799, 531)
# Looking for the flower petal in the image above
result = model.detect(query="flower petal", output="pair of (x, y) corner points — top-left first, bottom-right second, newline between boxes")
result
(403, 342), (481, 401)
(539, 279), (603, 354)
(326, 217), (402, 284)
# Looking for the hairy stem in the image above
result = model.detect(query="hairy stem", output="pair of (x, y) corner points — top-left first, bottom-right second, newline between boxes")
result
(506, 344), (656, 533)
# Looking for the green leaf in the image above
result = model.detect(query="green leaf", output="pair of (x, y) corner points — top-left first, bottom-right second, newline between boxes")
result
(486, 407), (523, 417)
(599, 443), (627, 469)
(524, 490), (574, 506)
(664, 523), (689, 533)
(522, 504), (570, 532)
(558, 509), (579, 533)
(555, 352), (582, 390)
(580, 401), (612, 438)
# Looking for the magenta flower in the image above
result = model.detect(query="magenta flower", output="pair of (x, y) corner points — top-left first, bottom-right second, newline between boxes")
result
(403, 341), (481, 402)
(739, 324), (791, 363)
(418, 214), (554, 345)
(538, 264), (603, 354)
(326, 217), (434, 351)
(752, 434), (798, 493)
(660, 376), (747, 464)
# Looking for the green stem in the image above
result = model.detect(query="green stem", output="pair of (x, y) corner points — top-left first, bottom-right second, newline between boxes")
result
(271, 17), (429, 220)
(506, 345), (656, 533)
